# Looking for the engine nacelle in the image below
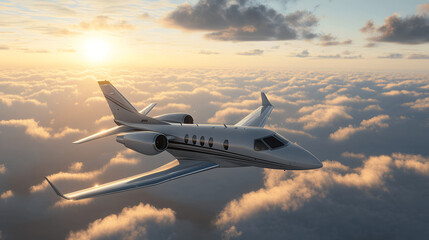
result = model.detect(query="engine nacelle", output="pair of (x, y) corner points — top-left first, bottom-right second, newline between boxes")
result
(154, 113), (194, 124)
(116, 131), (168, 155)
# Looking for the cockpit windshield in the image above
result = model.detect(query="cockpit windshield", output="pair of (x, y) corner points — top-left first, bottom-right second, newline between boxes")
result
(254, 134), (288, 151)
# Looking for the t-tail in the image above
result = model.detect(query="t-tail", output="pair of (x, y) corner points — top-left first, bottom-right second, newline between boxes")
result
(98, 81), (165, 125)
(73, 81), (167, 144)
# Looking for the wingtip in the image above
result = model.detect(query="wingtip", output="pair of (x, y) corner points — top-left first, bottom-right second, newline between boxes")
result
(98, 80), (111, 85)
(45, 177), (70, 200)
(261, 92), (272, 106)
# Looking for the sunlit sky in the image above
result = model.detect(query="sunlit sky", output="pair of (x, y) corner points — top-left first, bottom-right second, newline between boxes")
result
(0, 0), (428, 71)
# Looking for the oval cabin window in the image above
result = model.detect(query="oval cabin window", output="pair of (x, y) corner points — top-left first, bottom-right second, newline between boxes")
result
(223, 140), (229, 150)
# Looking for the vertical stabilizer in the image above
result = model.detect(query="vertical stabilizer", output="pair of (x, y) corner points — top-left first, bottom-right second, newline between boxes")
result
(98, 81), (167, 124)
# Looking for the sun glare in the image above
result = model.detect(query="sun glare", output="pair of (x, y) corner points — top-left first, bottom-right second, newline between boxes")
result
(85, 39), (109, 62)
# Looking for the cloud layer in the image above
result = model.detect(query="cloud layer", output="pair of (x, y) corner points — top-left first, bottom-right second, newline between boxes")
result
(163, 0), (318, 41)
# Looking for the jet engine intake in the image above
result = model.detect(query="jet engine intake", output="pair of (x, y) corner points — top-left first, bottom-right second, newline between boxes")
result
(116, 131), (168, 155)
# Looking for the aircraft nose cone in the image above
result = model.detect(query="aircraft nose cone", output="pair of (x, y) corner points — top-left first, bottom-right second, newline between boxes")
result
(286, 143), (323, 169)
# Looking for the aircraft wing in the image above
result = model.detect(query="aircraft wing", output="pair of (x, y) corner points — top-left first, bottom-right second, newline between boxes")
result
(45, 159), (218, 200)
(235, 92), (274, 127)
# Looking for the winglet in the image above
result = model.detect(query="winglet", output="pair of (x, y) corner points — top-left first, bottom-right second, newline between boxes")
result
(261, 92), (272, 106)
(98, 80), (111, 85)
(45, 177), (70, 200)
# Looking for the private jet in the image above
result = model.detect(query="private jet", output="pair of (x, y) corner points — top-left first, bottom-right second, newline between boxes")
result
(46, 81), (322, 200)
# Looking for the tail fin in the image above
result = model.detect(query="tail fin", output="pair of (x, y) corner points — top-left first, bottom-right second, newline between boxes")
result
(98, 81), (166, 124)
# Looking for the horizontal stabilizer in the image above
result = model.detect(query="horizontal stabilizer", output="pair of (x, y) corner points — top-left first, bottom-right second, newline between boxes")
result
(73, 125), (133, 144)
(139, 103), (157, 115)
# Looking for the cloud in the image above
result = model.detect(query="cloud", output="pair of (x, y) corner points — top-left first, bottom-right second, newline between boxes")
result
(361, 12), (429, 44)
(330, 115), (390, 141)
(364, 42), (377, 47)
(318, 34), (353, 46)
(1, 190), (14, 200)
(216, 154), (394, 226)
(30, 150), (139, 193)
(157, 103), (191, 111)
(78, 16), (134, 31)
(198, 50), (219, 55)
(393, 153), (429, 175)
(295, 49), (309, 57)
(139, 13), (151, 20)
(54, 199), (93, 208)
(382, 90), (422, 96)
(0, 164), (5, 174)
(341, 152), (366, 159)
(0, 45), (9, 50)
(317, 54), (341, 59)
(236, 49), (264, 56)
(378, 53), (403, 59)
(68, 162), (83, 172)
(67, 203), (175, 240)
(94, 115), (114, 124)
(0, 92), (46, 106)
(364, 104), (382, 111)
(0, 119), (85, 139)
(84, 96), (104, 104)
(403, 97), (429, 110)
(208, 107), (252, 124)
(408, 54), (429, 59)
(417, 3), (429, 16)
(163, 0), (318, 41)
(289, 105), (352, 130)
(266, 124), (315, 138)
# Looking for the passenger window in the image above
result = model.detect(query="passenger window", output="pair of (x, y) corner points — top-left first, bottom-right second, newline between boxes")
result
(200, 136), (205, 146)
(184, 134), (189, 144)
(209, 137), (213, 147)
(263, 136), (284, 149)
(223, 140), (229, 150)
(192, 135), (197, 145)
(254, 139), (269, 151)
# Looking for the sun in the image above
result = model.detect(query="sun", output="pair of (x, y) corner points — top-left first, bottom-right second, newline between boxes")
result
(85, 39), (109, 62)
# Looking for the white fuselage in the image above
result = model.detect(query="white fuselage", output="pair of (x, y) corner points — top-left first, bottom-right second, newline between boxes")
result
(122, 123), (323, 170)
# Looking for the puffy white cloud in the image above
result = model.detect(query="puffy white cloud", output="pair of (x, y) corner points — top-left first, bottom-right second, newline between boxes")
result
(330, 115), (390, 141)
(288, 104), (352, 130)
(67, 203), (175, 240)
(393, 153), (429, 175)
(1, 190), (14, 199)
(364, 104), (382, 111)
(216, 154), (395, 227)
(0, 119), (86, 139)
(0, 164), (5, 174)
(94, 115), (113, 124)
(68, 162), (83, 172)
(0, 92), (46, 106)
(403, 97), (429, 110)
(208, 107), (252, 124)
